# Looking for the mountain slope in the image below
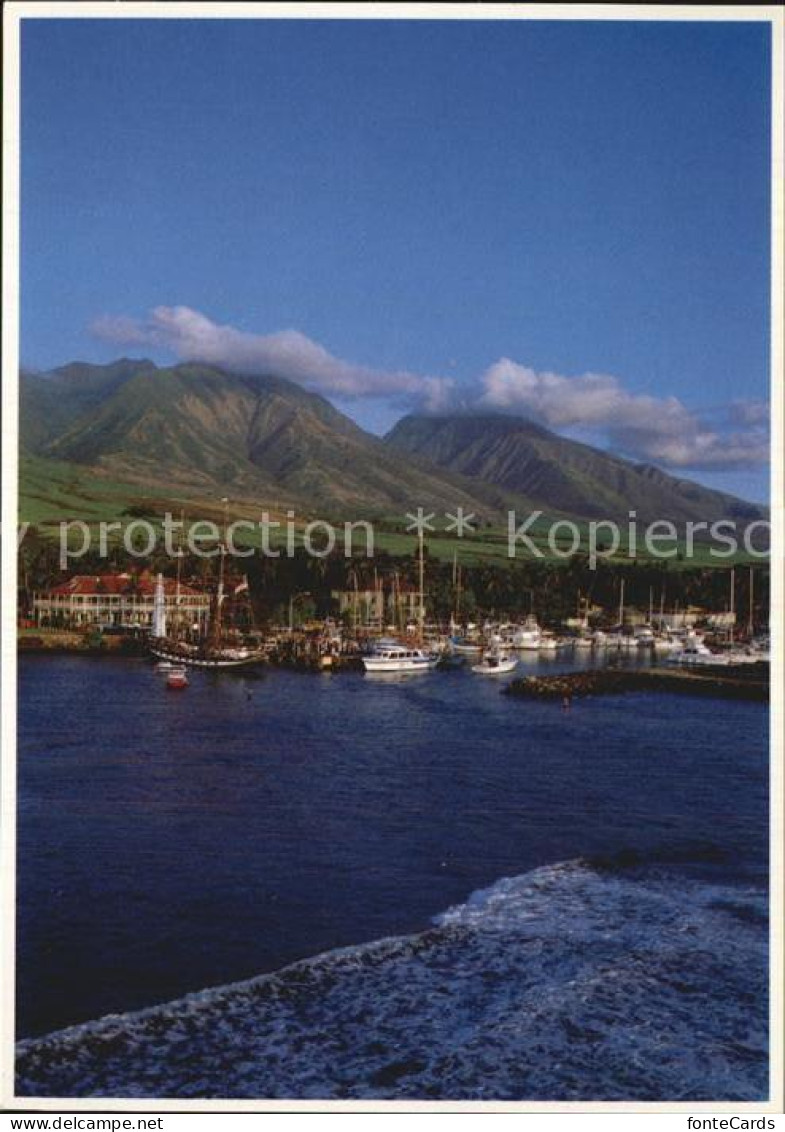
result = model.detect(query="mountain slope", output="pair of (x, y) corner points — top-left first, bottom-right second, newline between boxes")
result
(385, 414), (765, 524)
(19, 361), (765, 525)
(20, 362), (515, 517)
(20, 359), (158, 453)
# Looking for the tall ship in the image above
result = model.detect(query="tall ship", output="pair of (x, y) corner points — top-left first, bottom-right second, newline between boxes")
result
(149, 514), (265, 669)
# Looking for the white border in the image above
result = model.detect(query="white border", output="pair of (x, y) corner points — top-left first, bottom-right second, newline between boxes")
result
(1, 1), (782, 1114)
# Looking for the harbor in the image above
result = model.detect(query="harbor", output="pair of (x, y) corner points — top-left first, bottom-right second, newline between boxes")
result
(17, 561), (771, 699)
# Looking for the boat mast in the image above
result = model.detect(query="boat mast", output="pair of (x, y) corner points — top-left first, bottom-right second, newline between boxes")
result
(729, 566), (735, 645)
(618, 577), (625, 629)
(353, 568), (359, 634)
(375, 567), (382, 632)
(174, 509), (184, 641)
(209, 498), (228, 648)
(748, 566), (754, 637)
(451, 550), (462, 632)
(417, 529), (425, 642)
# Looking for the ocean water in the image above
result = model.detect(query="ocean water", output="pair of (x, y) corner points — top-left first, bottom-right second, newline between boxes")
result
(16, 654), (769, 1099)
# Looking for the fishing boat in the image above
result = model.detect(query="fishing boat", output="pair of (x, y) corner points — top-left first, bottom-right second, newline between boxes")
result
(471, 651), (518, 676)
(165, 666), (189, 689)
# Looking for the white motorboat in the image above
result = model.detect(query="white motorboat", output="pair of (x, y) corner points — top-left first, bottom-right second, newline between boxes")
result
(538, 632), (567, 652)
(722, 646), (770, 666)
(605, 631), (638, 652)
(666, 633), (729, 667)
(450, 636), (484, 656)
(652, 634), (679, 654)
(634, 626), (656, 647)
(363, 644), (439, 673)
(512, 616), (541, 650)
(471, 652), (519, 675)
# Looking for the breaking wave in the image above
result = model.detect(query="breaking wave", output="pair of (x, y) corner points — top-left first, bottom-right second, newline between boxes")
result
(16, 858), (768, 1101)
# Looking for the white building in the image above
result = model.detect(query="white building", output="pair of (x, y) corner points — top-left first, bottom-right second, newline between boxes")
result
(33, 573), (210, 631)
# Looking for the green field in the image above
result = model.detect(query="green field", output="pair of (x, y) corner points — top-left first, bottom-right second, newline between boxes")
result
(19, 455), (765, 569)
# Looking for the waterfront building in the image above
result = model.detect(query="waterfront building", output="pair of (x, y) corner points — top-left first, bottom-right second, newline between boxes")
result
(32, 573), (211, 631)
(331, 584), (422, 629)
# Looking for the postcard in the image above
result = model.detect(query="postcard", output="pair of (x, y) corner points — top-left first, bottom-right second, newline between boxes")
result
(2, 2), (782, 1114)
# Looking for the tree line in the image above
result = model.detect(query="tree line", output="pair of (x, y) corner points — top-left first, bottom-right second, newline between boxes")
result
(18, 527), (770, 631)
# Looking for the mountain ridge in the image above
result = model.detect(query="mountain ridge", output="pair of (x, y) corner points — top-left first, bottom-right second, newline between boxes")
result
(20, 361), (519, 519)
(384, 412), (765, 525)
(19, 360), (766, 525)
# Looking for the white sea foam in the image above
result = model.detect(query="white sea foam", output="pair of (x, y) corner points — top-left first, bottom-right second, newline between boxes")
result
(16, 860), (768, 1101)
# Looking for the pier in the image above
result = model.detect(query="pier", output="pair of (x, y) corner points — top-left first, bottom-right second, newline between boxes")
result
(505, 664), (769, 703)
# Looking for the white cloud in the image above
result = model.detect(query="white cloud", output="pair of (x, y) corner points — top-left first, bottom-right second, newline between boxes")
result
(478, 358), (769, 471)
(91, 305), (454, 412)
(92, 306), (769, 473)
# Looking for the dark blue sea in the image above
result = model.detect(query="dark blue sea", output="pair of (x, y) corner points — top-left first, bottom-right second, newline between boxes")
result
(16, 653), (769, 1100)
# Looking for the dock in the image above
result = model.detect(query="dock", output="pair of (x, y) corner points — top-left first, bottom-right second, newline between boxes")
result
(505, 664), (769, 703)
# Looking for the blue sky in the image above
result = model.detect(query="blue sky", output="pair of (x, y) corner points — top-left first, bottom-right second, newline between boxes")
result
(21, 17), (771, 501)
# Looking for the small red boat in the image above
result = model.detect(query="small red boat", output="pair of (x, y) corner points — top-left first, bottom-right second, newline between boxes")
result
(166, 666), (189, 689)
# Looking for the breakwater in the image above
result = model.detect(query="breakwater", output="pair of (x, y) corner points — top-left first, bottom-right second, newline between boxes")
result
(505, 664), (769, 702)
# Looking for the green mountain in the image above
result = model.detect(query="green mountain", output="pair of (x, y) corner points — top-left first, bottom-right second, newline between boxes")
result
(19, 360), (765, 528)
(384, 413), (766, 525)
(19, 361), (513, 518)
(19, 359), (158, 453)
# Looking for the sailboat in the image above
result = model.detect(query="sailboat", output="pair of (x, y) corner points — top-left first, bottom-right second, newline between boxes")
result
(606, 578), (637, 650)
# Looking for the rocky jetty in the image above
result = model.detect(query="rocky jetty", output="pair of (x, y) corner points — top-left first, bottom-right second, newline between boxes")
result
(505, 665), (769, 703)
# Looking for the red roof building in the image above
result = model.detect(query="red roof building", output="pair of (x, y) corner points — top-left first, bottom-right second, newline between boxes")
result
(34, 573), (211, 630)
